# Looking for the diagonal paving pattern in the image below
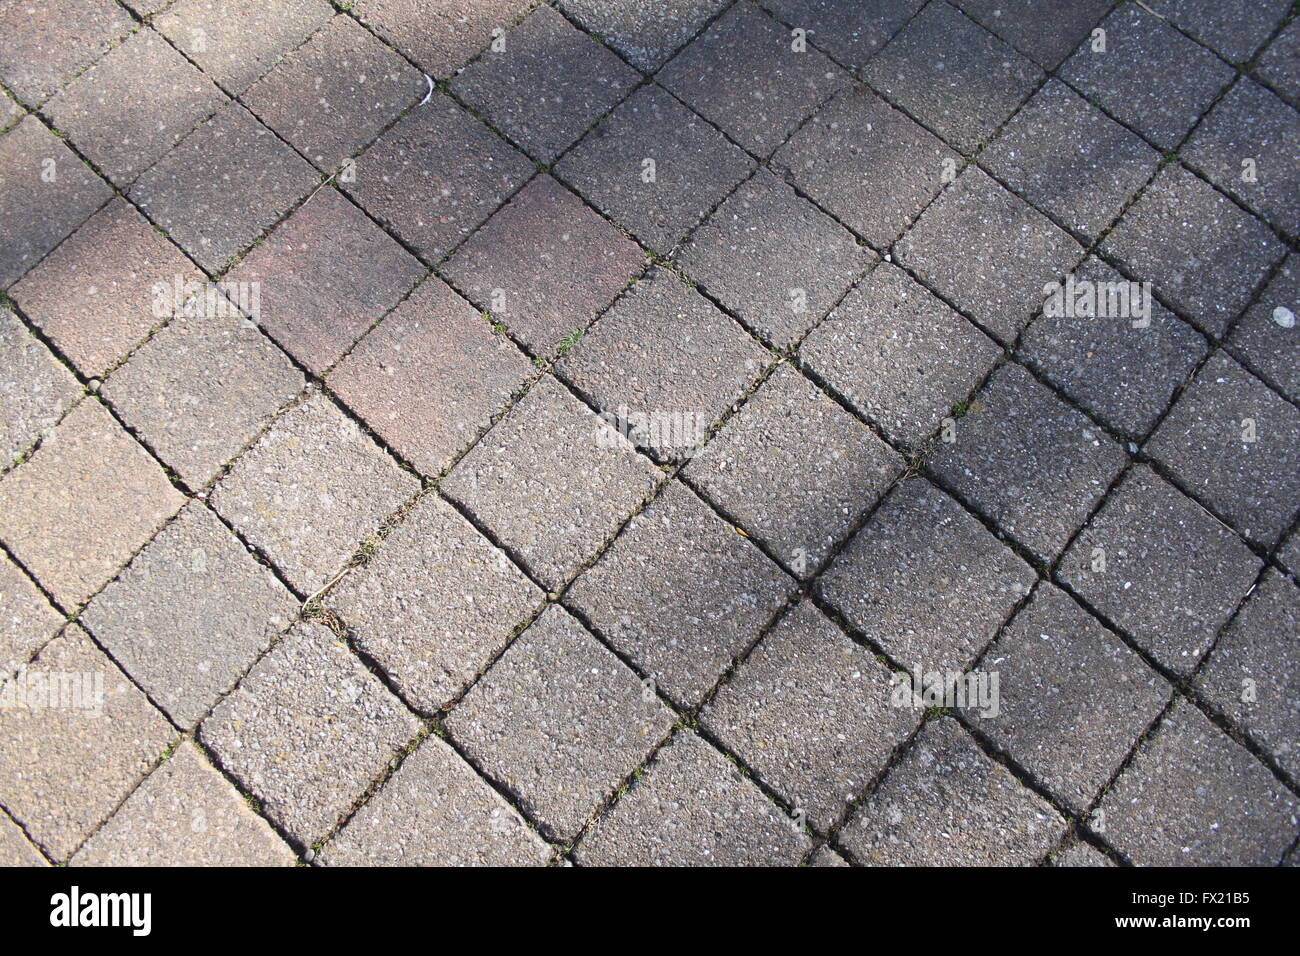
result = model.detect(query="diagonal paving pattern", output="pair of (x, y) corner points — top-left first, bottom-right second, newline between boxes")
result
(0, 0), (1297, 867)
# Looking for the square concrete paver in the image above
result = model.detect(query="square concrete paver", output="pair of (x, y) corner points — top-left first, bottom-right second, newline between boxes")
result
(952, 0), (1111, 70)
(0, 306), (81, 468)
(1146, 0), (1290, 65)
(841, 718), (1066, 866)
(329, 494), (544, 712)
(0, 812), (45, 866)
(0, 0), (133, 104)
(1279, 530), (1300, 579)
(81, 502), (297, 728)
(820, 478), (1035, 673)
(1057, 465), (1262, 677)
(1256, 18), (1300, 105)
(320, 735), (551, 866)
(1, 90), (22, 134)
(761, 0), (924, 71)
(566, 481), (795, 707)
(559, 0), (729, 71)
(72, 741), (296, 866)
(209, 390), (420, 594)
(702, 601), (919, 831)
(199, 620), (420, 847)
(683, 363), (902, 577)
(353, 0), (533, 80)
(576, 730), (811, 865)
(1051, 842), (1113, 867)
(445, 604), (676, 844)
(0, 550), (63, 676)
(1227, 254), (1298, 402)
(0, 399), (184, 608)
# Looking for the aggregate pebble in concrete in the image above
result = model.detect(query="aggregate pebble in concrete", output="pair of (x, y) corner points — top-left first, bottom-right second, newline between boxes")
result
(0, 306), (80, 468)
(559, 0), (729, 71)
(353, 0), (533, 80)
(952, 0), (1112, 70)
(0, 551), (63, 678)
(1146, 0), (1290, 64)
(808, 845), (849, 867)
(1227, 254), (1299, 402)
(1256, 18), (1300, 105)
(0, 812), (45, 866)
(0, 0), (132, 104)
(761, 0), (924, 71)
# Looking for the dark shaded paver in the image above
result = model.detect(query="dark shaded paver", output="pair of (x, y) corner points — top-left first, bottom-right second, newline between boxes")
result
(353, 0), (533, 80)
(0, 306), (80, 468)
(952, 0), (1111, 70)
(1279, 530), (1300, 579)
(1256, 18), (1300, 105)
(0, 812), (45, 866)
(1227, 254), (1299, 402)
(559, 0), (728, 71)
(0, 550), (63, 676)
(0, 0), (133, 104)
(0, 90), (22, 133)
(1146, 0), (1290, 64)
(761, 0), (923, 70)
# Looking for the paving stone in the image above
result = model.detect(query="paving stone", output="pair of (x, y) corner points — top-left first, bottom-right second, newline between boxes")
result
(243, 15), (427, 170)
(898, 167), (1084, 344)
(0, 89), (22, 134)
(130, 103), (319, 273)
(451, 5), (639, 163)
(809, 845), (849, 866)
(1228, 254), (1299, 402)
(445, 604), (675, 843)
(0, 811), (45, 866)
(0, 399), (184, 608)
(576, 730), (811, 865)
(1101, 165), (1284, 339)
(199, 620), (420, 846)
(559, 0), (729, 71)
(554, 84), (755, 253)
(1057, 465), (1262, 677)
(122, 0), (170, 13)
(820, 478), (1035, 673)
(1051, 841), (1113, 867)
(10, 196), (203, 377)
(442, 174), (646, 357)
(952, 0), (1112, 70)
(0, 116), (112, 289)
(343, 97), (534, 261)
(0, 551), (62, 676)
(0, 0), (133, 103)
(1098, 698), (1297, 865)
(981, 80), (1161, 241)
(840, 718), (1066, 866)
(930, 363), (1128, 564)
(226, 187), (424, 375)
(1183, 78), (1300, 236)
(683, 364), (902, 577)
(0, 306), (80, 468)
(0, 625), (173, 861)
(702, 601), (919, 831)
(320, 735), (551, 866)
(1147, 351), (1300, 549)
(44, 28), (226, 186)
(329, 494), (543, 712)
(862, 0), (1043, 154)
(330, 277), (533, 476)
(1279, 530), (1300, 579)
(353, 0), (533, 80)
(1058, 4), (1235, 151)
(1146, 0), (1290, 64)
(154, 0), (333, 95)
(658, 2), (850, 157)
(1256, 18), (1300, 106)
(799, 261), (1000, 448)
(676, 168), (872, 348)
(72, 741), (296, 866)
(760, 0), (923, 71)
(81, 502), (297, 728)
(208, 388), (419, 594)
(442, 376), (662, 590)
(566, 481), (797, 707)
(968, 585), (1169, 813)
(1018, 257), (1207, 440)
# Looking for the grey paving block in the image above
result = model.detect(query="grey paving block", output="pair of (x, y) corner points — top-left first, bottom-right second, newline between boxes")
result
(1058, 4), (1235, 151)
(445, 604), (675, 843)
(1057, 465), (1262, 677)
(329, 277), (534, 477)
(554, 84), (755, 253)
(72, 741), (296, 866)
(442, 174), (646, 358)
(343, 97), (534, 262)
(809, 845), (849, 867)
(451, 5), (639, 163)
(82, 502), (297, 728)
(199, 620), (420, 846)
(577, 730), (811, 865)
(1279, 530), (1300, 579)
(840, 718), (1066, 866)
(353, 0), (533, 80)
(799, 261), (1000, 448)
(981, 79), (1161, 241)
(1147, 351), (1300, 549)
(0, 812), (45, 866)
(969, 585), (1169, 813)
(320, 735), (551, 866)
(702, 601), (919, 830)
(1051, 842), (1113, 867)
(0, 89), (22, 134)
(820, 478), (1035, 673)
(0, 625), (173, 861)
(0, 306), (80, 469)
(329, 493), (544, 712)
(862, 0), (1043, 154)
(897, 166), (1084, 344)
(442, 375), (663, 590)
(1146, 0), (1290, 64)
(1101, 164), (1284, 339)
(683, 364), (902, 577)
(929, 363), (1128, 564)
(0, 116), (112, 289)
(129, 103), (319, 273)
(209, 390), (420, 594)
(0, 550), (63, 676)
(559, 0), (729, 71)
(952, 0), (1112, 70)
(760, 0), (924, 71)
(658, 1), (851, 157)
(1018, 257), (1207, 440)
(0, 0), (133, 103)
(566, 481), (794, 706)
(676, 168), (872, 349)
(1228, 254), (1299, 402)
(1256, 18), (1300, 106)
(1098, 698), (1297, 865)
